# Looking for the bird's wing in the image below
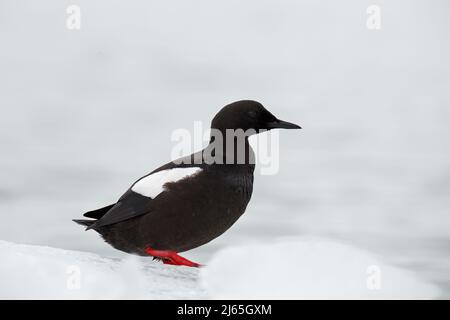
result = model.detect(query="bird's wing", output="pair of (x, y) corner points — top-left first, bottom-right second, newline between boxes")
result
(89, 163), (203, 229)
(88, 191), (151, 229)
(83, 204), (115, 219)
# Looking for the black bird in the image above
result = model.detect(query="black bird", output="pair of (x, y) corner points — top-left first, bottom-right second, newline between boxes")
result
(74, 100), (301, 267)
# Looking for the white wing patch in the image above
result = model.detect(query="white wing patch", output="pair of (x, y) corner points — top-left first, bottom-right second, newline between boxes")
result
(131, 167), (202, 198)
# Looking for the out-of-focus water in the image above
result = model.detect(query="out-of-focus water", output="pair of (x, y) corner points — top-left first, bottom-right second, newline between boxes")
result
(1, 1), (449, 297)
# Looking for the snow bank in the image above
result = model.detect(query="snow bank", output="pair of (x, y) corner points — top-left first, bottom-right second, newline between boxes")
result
(0, 241), (202, 299)
(0, 239), (440, 299)
(201, 238), (440, 299)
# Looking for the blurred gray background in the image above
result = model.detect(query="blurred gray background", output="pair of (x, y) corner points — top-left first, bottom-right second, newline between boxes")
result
(1, 1), (449, 296)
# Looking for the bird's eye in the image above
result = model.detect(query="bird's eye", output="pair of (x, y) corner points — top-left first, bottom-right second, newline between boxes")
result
(247, 111), (257, 118)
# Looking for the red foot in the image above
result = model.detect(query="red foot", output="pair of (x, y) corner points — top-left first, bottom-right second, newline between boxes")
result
(145, 247), (202, 268)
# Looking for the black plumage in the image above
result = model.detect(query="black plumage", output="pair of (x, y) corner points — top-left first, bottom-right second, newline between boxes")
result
(74, 100), (300, 266)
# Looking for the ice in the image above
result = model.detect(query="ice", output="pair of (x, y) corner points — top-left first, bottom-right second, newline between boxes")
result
(1, 239), (439, 299)
(0, 240), (203, 299)
(201, 238), (441, 299)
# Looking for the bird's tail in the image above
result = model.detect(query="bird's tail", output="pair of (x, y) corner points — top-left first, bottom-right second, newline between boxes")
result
(73, 219), (96, 228)
(73, 203), (115, 230)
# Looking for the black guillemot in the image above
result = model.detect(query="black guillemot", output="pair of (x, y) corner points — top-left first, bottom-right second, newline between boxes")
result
(74, 100), (301, 267)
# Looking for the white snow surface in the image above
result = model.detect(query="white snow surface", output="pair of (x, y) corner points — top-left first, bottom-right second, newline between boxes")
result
(0, 239), (440, 299)
(202, 238), (441, 300)
(0, 240), (202, 299)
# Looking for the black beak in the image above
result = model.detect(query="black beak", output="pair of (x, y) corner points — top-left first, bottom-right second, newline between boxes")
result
(266, 119), (302, 130)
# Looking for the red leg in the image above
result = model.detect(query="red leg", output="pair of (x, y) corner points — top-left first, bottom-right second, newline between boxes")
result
(145, 247), (203, 268)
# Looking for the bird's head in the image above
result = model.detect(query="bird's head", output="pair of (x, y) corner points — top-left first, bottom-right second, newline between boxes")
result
(210, 100), (301, 134)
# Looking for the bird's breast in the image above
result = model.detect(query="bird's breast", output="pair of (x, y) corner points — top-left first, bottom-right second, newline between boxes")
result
(136, 165), (255, 252)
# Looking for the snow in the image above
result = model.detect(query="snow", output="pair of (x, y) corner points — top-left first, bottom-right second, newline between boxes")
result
(0, 238), (440, 299)
(0, 240), (202, 299)
(201, 238), (441, 300)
